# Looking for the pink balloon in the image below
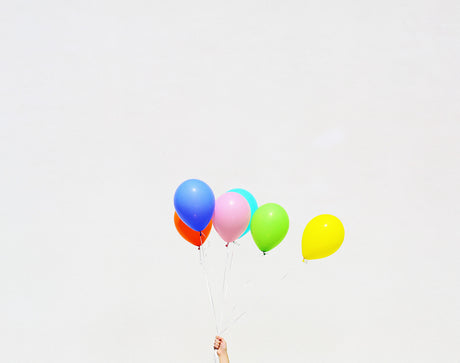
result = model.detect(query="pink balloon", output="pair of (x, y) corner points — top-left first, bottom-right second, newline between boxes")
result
(213, 192), (251, 244)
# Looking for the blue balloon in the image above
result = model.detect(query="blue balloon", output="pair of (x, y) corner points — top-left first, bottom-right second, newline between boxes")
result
(174, 179), (215, 232)
(228, 188), (258, 237)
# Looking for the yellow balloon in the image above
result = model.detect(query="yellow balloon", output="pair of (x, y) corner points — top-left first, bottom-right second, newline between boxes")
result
(302, 214), (345, 260)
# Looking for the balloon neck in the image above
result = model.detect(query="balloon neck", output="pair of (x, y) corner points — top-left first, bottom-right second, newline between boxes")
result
(303, 258), (308, 263)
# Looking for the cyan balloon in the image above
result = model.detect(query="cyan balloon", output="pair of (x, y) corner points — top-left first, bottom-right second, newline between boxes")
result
(174, 179), (215, 232)
(228, 188), (258, 237)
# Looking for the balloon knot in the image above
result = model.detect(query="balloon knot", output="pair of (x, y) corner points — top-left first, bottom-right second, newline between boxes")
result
(263, 252), (266, 256)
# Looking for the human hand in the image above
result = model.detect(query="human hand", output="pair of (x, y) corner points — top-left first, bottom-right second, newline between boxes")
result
(213, 336), (228, 357)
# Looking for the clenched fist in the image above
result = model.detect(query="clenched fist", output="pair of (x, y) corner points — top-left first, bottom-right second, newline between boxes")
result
(213, 336), (229, 362)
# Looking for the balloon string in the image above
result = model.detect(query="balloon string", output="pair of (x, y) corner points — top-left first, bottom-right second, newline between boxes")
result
(199, 235), (219, 363)
(219, 242), (234, 332)
(280, 259), (304, 282)
(222, 255), (304, 334)
(221, 311), (247, 335)
(199, 236), (219, 336)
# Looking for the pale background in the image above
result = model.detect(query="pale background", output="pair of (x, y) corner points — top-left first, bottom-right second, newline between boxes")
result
(1, 0), (459, 362)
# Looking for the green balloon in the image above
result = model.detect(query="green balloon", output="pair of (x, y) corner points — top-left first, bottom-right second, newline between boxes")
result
(250, 203), (289, 253)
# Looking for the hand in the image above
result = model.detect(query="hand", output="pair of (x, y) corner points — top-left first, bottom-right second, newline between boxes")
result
(213, 336), (227, 357)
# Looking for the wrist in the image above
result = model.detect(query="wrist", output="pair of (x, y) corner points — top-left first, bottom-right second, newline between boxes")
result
(218, 352), (229, 363)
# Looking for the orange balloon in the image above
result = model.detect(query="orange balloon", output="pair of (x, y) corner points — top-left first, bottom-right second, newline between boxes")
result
(174, 212), (212, 248)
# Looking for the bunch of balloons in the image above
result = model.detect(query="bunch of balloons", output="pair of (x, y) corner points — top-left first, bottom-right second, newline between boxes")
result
(173, 178), (345, 261)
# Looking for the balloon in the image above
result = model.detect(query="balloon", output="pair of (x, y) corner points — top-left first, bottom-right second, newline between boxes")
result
(213, 192), (251, 244)
(174, 179), (215, 232)
(301, 214), (345, 260)
(174, 212), (212, 248)
(228, 188), (258, 238)
(250, 203), (289, 253)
